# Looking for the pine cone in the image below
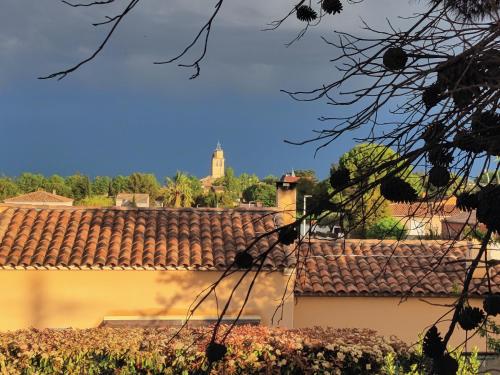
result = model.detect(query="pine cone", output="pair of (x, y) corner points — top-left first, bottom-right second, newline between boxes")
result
(234, 252), (253, 269)
(471, 111), (500, 138)
(383, 47), (408, 71)
(452, 88), (478, 108)
(479, 49), (500, 87)
(429, 166), (450, 188)
(456, 192), (478, 211)
(422, 83), (444, 109)
(278, 225), (298, 245)
(453, 130), (485, 153)
(428, 146), (453, 167)
(477, 185), (500, 233)
(457, 306), (485, 331)
(423, 326), (445, 359)
(422, 122), (446, 144)
(438, 57), (481, 97)
(322, 0), (343, 14)
(380, 176), (418, 203)
(330, 167), (350, 190)
(483, 294), (500, 317)
(296, 5), (317, 22)
(434, 354), (459, 375)
(206, 342), (227, 363)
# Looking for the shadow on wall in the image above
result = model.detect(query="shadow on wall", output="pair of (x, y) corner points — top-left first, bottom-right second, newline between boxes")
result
(99, 271), (291, 329)
(28, 272), (80, 329)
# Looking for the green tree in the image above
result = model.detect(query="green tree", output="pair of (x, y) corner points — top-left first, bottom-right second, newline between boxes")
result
(65, 173), (92, 200)
(92, 176), (112, 196)
(111, 175), (130, 196)
(366, 217), (407, 240)
(43, 175), (72, 197)
(295, 170), (318, 213)
(128, 173), (160, 201)
(16, 173), (46, 193)
(200, 190), (219, 208)
(213, 167), (240, 206)
(262, 175), (278, 185)
(238, 173), (259, 193)
(0, 177), (20, 201)
(242, 183), (276, 207)
(337, 144), (399, 237)
(187, 175), (204, 203)
(162, 172), (195, 208)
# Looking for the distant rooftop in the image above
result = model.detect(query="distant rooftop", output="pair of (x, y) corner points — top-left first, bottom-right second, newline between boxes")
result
(390, 202), (460, 218)
(4, 191), (73, 205)
(116, 193), (149, 204)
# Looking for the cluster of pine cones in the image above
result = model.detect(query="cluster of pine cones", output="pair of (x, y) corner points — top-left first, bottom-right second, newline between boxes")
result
(457, 185), (500, 233)
(296, 0), (343, 22)
(422, 295), (498, 374)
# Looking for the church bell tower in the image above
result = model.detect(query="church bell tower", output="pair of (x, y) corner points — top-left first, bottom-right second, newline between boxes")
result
(211, 142), (225, 179)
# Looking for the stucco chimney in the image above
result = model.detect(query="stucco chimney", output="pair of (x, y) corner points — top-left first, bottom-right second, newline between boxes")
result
(276, 172), (299, 225)
(467, 242), (500, 279)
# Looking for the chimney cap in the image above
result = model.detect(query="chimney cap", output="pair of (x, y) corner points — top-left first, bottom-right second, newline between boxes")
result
(278, 172), (300, 184)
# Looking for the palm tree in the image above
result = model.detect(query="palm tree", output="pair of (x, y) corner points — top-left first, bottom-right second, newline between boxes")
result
(162, 172), (194, 208)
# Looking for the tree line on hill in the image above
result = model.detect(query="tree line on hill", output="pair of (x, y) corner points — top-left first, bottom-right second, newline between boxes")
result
(0, 169), (280, 209)
(1, 143), (485, 238)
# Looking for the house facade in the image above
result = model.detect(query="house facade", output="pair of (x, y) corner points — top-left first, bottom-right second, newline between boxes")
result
(115, 193), (150, 208)
(389, 197), (460, 238)
(0, 204), (497, 351)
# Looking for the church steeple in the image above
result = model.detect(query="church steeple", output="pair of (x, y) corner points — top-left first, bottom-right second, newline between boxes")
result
(211, 142), (225, 179)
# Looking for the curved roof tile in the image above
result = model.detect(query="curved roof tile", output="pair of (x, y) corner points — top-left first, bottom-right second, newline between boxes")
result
(0, 206), (292, 270)
(295, 240), (500, 297)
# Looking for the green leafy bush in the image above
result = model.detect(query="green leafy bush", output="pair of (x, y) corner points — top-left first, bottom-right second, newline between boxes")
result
(0, 326), (411, 374)
(384, 336), (487, 374)
(367, 217), (407, 239)
(76, 196), (114, 207)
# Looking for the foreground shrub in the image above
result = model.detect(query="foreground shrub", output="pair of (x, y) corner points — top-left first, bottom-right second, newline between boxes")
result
(0, 326), (410, 374)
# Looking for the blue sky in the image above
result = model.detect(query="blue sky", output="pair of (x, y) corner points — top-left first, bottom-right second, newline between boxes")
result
(0, 0), (415, 181)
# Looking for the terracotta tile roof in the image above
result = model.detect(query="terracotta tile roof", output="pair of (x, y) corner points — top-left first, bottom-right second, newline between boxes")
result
(4, 191), (73, 204)
(295, 240), (500, 297)
(280, 175), (300, 184)
(389, 202), (460, 218)
(0, 206), (292, 270)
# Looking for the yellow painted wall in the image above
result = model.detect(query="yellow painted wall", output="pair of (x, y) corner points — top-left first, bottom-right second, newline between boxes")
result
(294, 296), (494, 350)
(1, 268), (493, 352)
(0, 270), (294, 330)
(276, 188), (296, 225)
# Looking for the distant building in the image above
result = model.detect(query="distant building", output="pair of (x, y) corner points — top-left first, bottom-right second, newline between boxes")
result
(389, 196), (460, 238)
(211, 142), (225, 179)
(115, 193), (150, 208)
(201, 142), (226, 192)
(3, 190), (73, 207)
(441, 210), (492, 240)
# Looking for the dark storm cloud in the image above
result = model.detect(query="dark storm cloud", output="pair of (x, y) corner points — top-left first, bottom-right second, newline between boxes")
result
(0, 1), (422, 179)
(0, 0), (417, 90)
